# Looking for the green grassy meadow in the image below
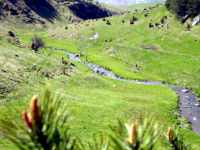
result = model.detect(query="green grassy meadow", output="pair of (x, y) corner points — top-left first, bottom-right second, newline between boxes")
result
(0, 4), (200, 149)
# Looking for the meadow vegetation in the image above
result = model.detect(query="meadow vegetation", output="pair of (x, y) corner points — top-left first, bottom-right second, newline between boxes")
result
(0, 3), (200, 149)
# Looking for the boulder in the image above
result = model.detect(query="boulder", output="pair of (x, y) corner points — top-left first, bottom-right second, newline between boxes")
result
(192, 15), (200, 26)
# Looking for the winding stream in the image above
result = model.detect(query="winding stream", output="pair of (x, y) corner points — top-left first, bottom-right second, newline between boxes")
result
(87, 62), (200, 134)
(48, 47), (200, 135)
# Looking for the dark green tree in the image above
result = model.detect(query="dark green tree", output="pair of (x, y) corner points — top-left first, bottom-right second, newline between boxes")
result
(166, 0), (200, 17)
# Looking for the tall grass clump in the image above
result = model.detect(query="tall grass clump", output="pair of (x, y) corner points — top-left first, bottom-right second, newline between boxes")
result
(109, 118), (159, 150)
(0, 89), (75, 150)
(0, 89), (190, 150)
(167, 127), (190, 150)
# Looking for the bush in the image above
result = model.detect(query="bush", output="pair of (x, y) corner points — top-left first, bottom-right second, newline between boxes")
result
(130, 16), (138, 25)
(31, 36), (45, 52)
(106, 20), (111, 25)
(186, 23), (192, 31)
(149, 22), (154, 28)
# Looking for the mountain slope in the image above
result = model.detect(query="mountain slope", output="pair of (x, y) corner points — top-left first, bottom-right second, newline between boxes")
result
(97, 0), (165, 5)
(0, 0), (115, 24)
(0, 3), (200, 149)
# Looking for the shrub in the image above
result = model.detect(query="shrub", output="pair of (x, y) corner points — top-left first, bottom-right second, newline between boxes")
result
(31, 36), (45, 52)
(149, 22), (154, 28)
(155, 22), (160, 27)
(186, 23), (192, 31)
(106, 20), (111, 25)
(160, 16), (168, 24)
(130, 20), (134, 25)
(130, 16), (138, 25)
(8, 31), (16, 38)
(144, 13), (148, 17)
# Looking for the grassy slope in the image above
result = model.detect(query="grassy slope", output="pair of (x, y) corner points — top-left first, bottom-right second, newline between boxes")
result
(36, 5), (200, 92)
(0, 4), (200, 149)
(0, 40), (179, 149)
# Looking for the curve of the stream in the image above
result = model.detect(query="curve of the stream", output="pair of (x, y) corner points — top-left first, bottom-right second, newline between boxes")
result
(48, 47), (200, 135)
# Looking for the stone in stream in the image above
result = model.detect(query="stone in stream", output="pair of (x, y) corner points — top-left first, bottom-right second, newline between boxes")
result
(193, 117), (197, 121)
(181, 89), (189, 93)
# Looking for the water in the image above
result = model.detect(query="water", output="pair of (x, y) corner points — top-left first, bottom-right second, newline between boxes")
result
(49, 47), (200, 135)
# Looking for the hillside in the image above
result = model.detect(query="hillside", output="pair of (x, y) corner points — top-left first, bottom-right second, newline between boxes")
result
(0, 2), (200, 150)
(0, 0), (115, 24)
(97, 0), (165, 5)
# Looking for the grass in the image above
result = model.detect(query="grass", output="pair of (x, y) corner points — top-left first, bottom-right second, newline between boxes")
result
(36, 5), (200, 92)
(0, 3), (200, 149)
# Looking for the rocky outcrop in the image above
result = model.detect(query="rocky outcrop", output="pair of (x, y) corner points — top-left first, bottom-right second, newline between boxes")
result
(192, 15), (200, 26)
(0, 0), (57, 23)
(0, 0), (116, 23)
(68, 0), (114, 20)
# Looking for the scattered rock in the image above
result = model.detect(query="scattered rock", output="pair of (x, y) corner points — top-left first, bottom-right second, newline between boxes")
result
(192, 15), (200, 26)
(89, 32), (99, 40)
(7, 31), (21, 45)
(8, 31), (16, 38)
(181, 89), (189, 93)
(42, 70), (52, 78)
(155, 22), (160, 27)
(149, 22), (154, 28)
(160, 16), (168, 24)
(32, 64), (38, 71)
(133, 64), (143, 72)
(141, 44), (159, 51)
